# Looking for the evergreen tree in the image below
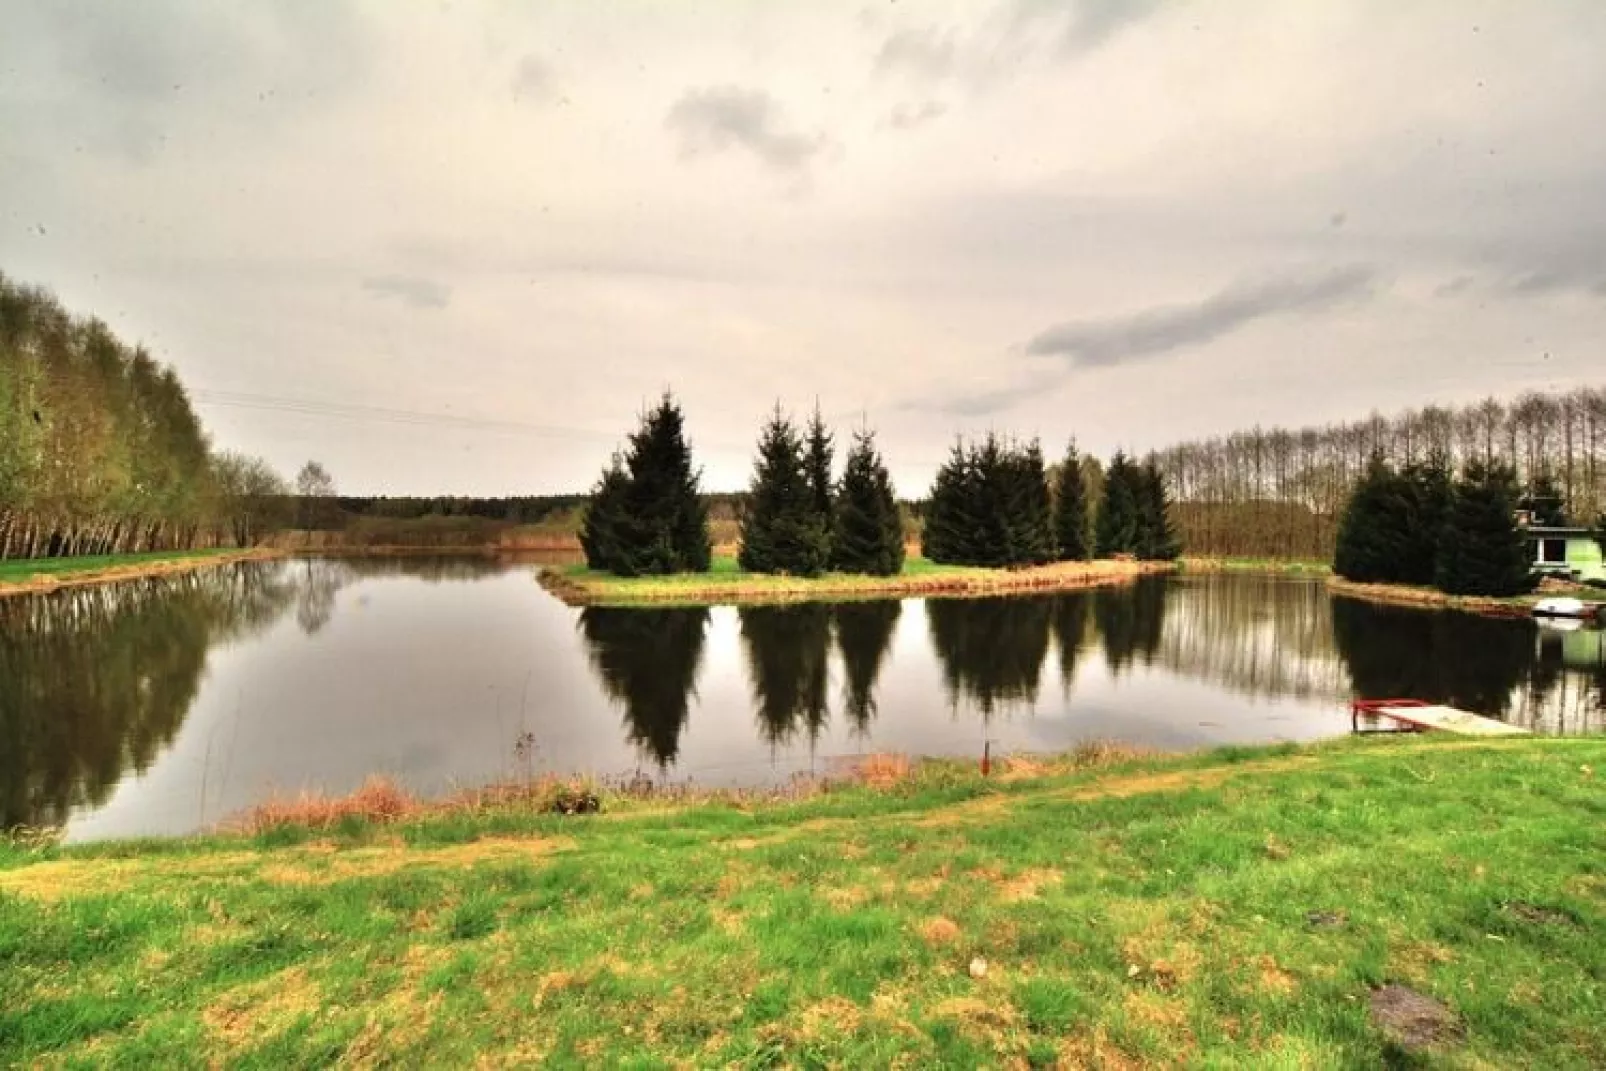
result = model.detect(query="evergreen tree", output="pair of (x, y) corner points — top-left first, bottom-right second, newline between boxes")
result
(1004, 439), (1055, 565)
(1135, 458), (1181, 561)
(738, 408), (830, 576)
(1053, 441), (1091, 560)
(587, 393), (711, 576)
(1397, 454), (1452, 584)
(1333, 456), (1415, 583)
(804, 406), (835, 553)
(833, 428), (904, 575)
(1520, 473), (1568, 526)
(1095, 452), (1142, 556)
(922, 440), (978, 565)
(579, 454), (630, 573)
(1435, 461), (1535, 596)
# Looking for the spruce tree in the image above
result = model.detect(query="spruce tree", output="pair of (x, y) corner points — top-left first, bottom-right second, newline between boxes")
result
(804, 407), (835, 553)
(1435, 461), (1534, 596)
(1095, 452), (1142, 557)
(922, 441), (977, 565)
(1054, 441), (1091, 561)
(579, 454), (630, 573)
(611, 393), (712, 575)
(834, 428), (905, 575)
(1333, 456), (1414, 583)
(1520, 473), (1568, 526)
(1135, 459), (1181, 561)
(1398, 454), (1451, 584)
(1004, 439), (1055, 565)
(738, 408), (830, 576)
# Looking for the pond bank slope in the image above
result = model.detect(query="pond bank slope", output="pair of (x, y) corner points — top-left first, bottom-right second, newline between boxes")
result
(4, 736), (1602, 1067)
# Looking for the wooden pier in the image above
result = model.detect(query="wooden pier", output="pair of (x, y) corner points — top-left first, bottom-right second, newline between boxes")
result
(1350, 698), (1530, 737)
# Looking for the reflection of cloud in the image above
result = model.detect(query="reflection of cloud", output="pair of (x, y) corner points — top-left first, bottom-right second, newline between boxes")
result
(665, 86), (826, 175)
(362, 274), (452, 310)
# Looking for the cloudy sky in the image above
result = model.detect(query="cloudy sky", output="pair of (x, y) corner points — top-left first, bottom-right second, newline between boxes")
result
(4, 1), (1604, 495)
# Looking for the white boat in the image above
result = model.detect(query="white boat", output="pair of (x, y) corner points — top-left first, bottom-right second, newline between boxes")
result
(1532, 597), (1599, 621)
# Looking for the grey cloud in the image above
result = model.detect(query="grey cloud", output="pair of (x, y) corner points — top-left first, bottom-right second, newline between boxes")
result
(363, 275), (452, 310)
(511, 54), (554, 102)
(886, 100), (948, 131)
(875, 28), (959, 80)
(665, 86), (825, 174)
(0, 1), (369, 161)
(1057, 0), (1167, 52)
(1026, 266), (1377, 367)
(1435, 275), (1475, 298)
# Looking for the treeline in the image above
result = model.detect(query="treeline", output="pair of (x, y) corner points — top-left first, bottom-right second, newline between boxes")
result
(1334, 458), (1534, 597)
(0, 273), (288, 559)
(580, 395), (1178, 576)
(1154, 387), (1606, 558)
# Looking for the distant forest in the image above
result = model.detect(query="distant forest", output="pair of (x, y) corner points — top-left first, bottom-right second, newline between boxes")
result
(1154, 389), (1606, 559)
(6, 272), (1601, 563)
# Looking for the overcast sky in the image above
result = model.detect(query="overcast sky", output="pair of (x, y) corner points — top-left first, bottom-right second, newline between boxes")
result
(4, 1), (1604, 495)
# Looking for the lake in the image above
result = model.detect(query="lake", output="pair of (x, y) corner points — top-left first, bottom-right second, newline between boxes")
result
(3, 557), (1601, 842)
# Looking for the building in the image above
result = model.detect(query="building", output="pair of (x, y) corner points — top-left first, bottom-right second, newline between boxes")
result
(1525, 526), (1605, 585)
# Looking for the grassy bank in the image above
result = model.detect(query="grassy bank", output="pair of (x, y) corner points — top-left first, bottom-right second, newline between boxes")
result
(0, 548), (279, 598)
(540, 554), (1171, 607)
(4, 737), (1603, 1067)
(1180, 556), (1333, 576)
(1329, 576), (1606, 619)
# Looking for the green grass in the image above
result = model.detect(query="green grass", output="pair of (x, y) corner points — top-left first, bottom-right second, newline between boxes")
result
(0, 548), (243, 586)
(4, 737), (1604, 1067)
(542, 553), (1157, 607)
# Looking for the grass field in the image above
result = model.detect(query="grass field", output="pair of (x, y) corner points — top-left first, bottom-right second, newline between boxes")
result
(541, 554), (1167, 606)
(0, 548), (260, 594)
(4, 736), (1603, 1067)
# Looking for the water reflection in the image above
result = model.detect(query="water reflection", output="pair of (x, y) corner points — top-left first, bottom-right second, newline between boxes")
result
(834, 602), (901, 733)
(1331, 597), (1533, 715)
(4, 564), (1603, 839)
(740, 605), (832, 747)
(578, 606), (708, 768)
(928, 595), (1054, 716)
(0, 564), (298, 829)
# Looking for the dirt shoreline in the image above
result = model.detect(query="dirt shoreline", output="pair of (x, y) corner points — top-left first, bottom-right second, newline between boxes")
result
(0, 548), (286, 599)
(539, 558), (1176, 607)
(1326, 576), (1543, 619)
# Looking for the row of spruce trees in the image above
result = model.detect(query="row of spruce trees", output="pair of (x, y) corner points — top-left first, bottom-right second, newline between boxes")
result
(1333, 455), (1534, 596)
(580, 393), (1180, 577)
(922, 438), (1178, 567)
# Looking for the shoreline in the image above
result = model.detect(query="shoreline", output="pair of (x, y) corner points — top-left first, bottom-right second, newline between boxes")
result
(0, 547), (285, 599)
(1327, 576), (1605, 619)
(1179, 556), (1332, 576)
(538, 556), (1176, 607)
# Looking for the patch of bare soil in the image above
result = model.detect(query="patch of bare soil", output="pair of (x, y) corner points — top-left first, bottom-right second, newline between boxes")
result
(1502, 900), (1579, 927)
(1369, 984), (1465, 1051)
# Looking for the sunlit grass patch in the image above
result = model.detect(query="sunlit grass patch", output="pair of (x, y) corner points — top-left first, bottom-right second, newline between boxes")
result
(2, 736), (1603, 1066)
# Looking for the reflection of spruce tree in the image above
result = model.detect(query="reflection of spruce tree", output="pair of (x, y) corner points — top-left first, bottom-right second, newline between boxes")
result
(1094, 578), (1169, 674)
(1051, 593), (1091, 695)
(1331, 597), (1533, 715)
(0, 567), (299, 829)
(739, 605), (831, 747)
(927, 596), (1053, 717)
(578, 607), (708, 768)
(833, 601), (901, 733)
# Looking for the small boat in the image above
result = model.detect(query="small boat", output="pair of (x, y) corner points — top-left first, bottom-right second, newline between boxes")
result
(1532, 597), (1599, 621)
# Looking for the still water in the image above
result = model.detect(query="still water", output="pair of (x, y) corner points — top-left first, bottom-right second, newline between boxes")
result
(3, 557), (1602, 841)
